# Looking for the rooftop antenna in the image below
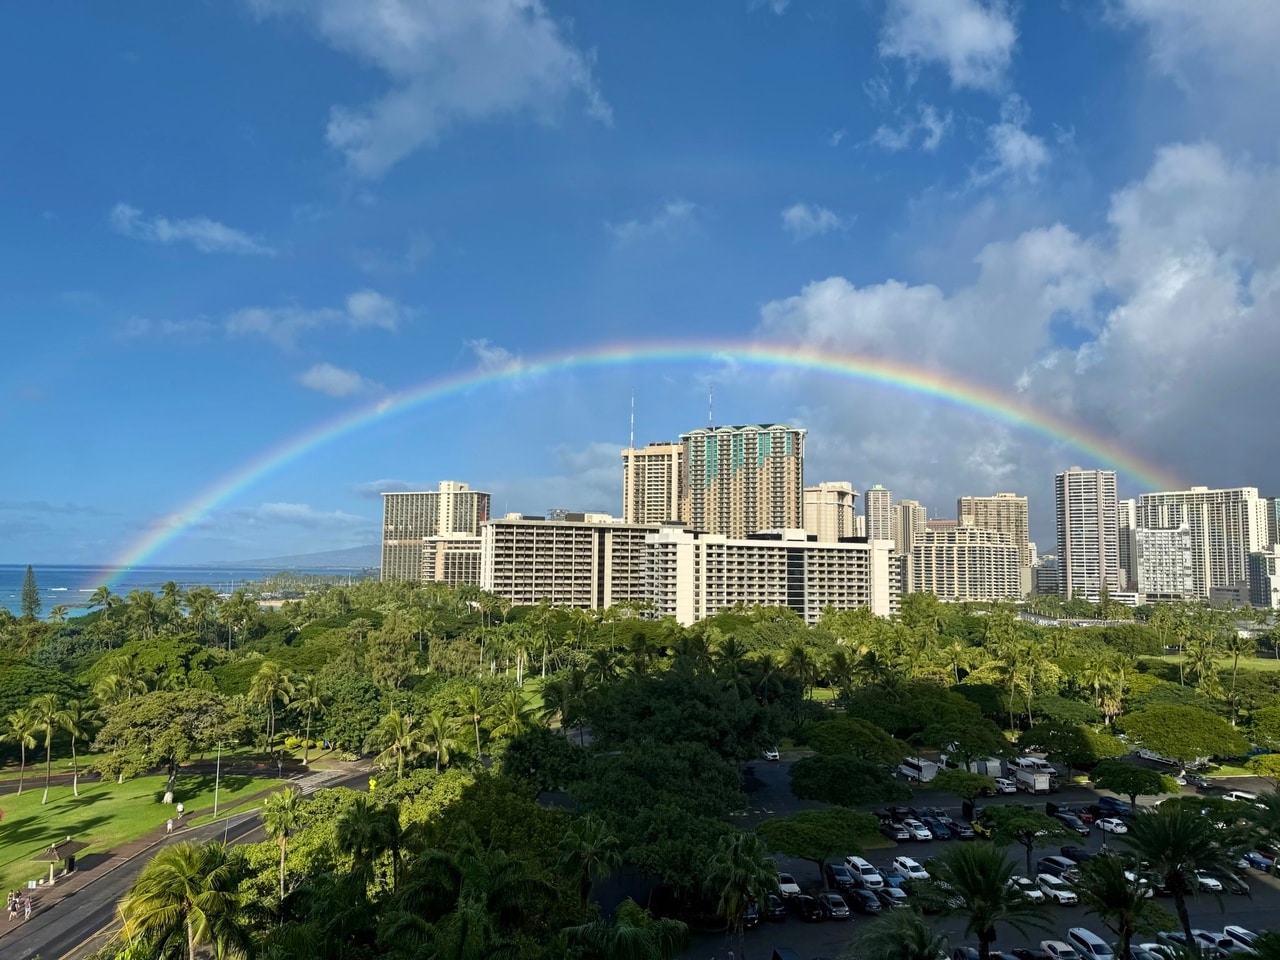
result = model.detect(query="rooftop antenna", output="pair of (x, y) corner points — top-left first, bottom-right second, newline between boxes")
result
(629, 394), (635, 450)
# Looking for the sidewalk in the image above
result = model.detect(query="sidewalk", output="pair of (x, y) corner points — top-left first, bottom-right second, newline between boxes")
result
(0, 764), (364, 949)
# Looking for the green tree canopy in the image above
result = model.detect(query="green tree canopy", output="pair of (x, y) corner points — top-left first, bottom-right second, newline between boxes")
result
(1018, 721), (1126, 774)
(1091, 759), (1181, 807)
(931, 768), (996, 805)
(979, 804), (1073, 874)
(789, 754), (911, 807)
(1117, 704), (1249, 763)
(756, 808), (881, 882)
(802, 717), (910, 766)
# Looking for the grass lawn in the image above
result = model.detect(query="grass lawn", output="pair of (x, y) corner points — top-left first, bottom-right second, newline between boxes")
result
(0, 772), (270, 893)
(1150, 654), (1280, 672)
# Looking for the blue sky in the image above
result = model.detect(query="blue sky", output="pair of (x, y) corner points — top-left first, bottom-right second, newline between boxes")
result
(4, 0), (1280, 564)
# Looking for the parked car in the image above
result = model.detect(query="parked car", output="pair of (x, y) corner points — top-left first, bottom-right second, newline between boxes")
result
(791, 894), (823, 921)
(845, 856), (885, 890)
(1036, 873), (1080, 905)
(1040, 940), (1083, 960)
(1193, 871), (1223, 892)
(825, 862), (856, 890)
(876, 886), (910, 909)
(1096, 817), (1129, 834)
(1158, 929), (1236, 955)
(1059, 845), (1095, 863)
(1239, 850), (1273, 870)
(1128, 946), (1170, 960)
(1065, 926), (1115, 960)
(1186, 772), (1215, 790)
(762, 746), (780, 761)
(1036, 855), (1081, 879)
(952, 949), (1017, 960)
(920, 816), (955, 840)
(846, 888), (882, 914)
(1223, 789), (1260, 804)
(777, 872), (801, 898)
(1009, 875), (1045, 902)
(817, 892), (850, 920)
(902, 818), (934, 841)
(1220, 871), (1250, 895)
(890, 856), (931, 881)
(1054, 812), (1092, 836)
(1222, 925), (1257, 950)
(765, 894), (787, 921)
(744, 899), (761, 929)
(881, 821), (911, 841)
(1092, 797), (1132, 816)
(993, 777), (1018, 794)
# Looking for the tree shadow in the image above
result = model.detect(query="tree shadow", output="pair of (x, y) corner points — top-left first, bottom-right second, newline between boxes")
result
(151, 774), (253, 805)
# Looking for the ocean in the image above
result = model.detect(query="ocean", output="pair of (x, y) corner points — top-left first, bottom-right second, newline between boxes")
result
(0, 564), (370, 618)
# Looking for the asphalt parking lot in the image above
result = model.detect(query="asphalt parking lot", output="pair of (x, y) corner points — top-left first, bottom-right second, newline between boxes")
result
(681, 756), (1280, 960)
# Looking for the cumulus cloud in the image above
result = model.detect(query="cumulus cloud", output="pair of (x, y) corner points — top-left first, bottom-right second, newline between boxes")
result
(781, 203), (847, 241)
(1116, 0), (1280, 82)
(879, 0), (1017, 92)
(464, 338), (523, 372)
(109, 203), (275, 255)
(971, 97), (1049, 185)
(484, 441), (621, 517)
(248, 0), (610, 178)
(607, 199), (697, 245)
(870, 102), (953, 152)
(352, 478), (427, 498)
(225, 290), (409, 348)
(298, 362), (380, 397)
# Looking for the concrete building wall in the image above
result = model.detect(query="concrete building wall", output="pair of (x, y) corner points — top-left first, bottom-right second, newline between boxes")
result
(680, 424), (806, 538)
(1055, 467), (1121, 598)
(1135, 525), (1193, 597)
(382, 482), (491, 582)
(621, 442), (684, 524)
(1136, 486), (1266, 599)
(803, 482), (857, 542)
(909, 528), (1024, 602)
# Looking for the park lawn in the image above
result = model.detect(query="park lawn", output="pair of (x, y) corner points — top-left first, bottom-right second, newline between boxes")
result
(0, 772), (268, 893)
(1152, 654), (1280, 672)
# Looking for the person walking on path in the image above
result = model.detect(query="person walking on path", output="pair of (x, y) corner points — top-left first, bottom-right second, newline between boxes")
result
(22, 897), (31, 921)
(166, 818), (174, 834)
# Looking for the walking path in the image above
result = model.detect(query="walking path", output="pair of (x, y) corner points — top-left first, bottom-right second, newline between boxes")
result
(0, 764), (368, 960)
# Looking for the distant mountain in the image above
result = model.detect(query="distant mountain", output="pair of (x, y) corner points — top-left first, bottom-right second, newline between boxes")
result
(207, 544), (381, 569)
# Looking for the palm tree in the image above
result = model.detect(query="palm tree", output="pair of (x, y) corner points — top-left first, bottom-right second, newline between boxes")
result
(60, 700), (93, 797)
(48, 604), (69, 623)
(560, 815), (621, 906)
(487, 691), (536, 740)
(262, 788), (302, 901)
(928, 842), (1048, 960)
(1074, 853), (1169, 959)
(125, 589), (160, 639)
(87, 584), (113, 616)
(365, 710), (430, 778)
(563, 897), (689, 960)
(849, 909), (950, 960)
(158, 580), (185, 630)
(248, 661), (295, 751)
(1120, 805), (1244, 946)
(704, 830), (777, 960)
(336, 796), (404, 890)
(292, 675), (326, 765)
(93, 653), (153, 706)
(31, 693), (64, 804)
(457, 685), (486, 758)
(118, 840), (250, 960)
(0, 707), (39, 795)
(1222, 631), (1256, 724)
(185, 586), (219, 643)
(422, 710), (458, 773)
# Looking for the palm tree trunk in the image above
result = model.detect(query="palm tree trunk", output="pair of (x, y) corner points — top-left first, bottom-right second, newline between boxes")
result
(71, 737), (79, 797)
(43, 735), (52, 805)
(1173, 890), (1194, 945)
(17, 745), (25, 795)
(279, 836), (288, 900)
(188, 918), (198, 960)
(303, 710), (312, 765)
(473, 717), (481, 757)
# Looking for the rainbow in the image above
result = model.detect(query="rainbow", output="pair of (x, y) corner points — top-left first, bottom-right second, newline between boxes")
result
(101, 340), (1181, 584)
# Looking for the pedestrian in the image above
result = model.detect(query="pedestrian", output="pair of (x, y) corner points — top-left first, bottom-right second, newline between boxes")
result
(23, 897), (31, 921)
(176, 802), (184, 816)
(6, 892), (16, 922)
(166, 818), (174, 834)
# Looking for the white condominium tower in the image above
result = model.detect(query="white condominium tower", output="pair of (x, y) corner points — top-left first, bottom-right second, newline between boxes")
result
(680, 424), (805, 538)
(803, 482), (858, 542)
(621, 442), (684, 524)
(864, 484), (893, 542)
(893, 499), (928, 555)
(1117, 498), (1139, 590)
(1055, 467), (1121, 598)
(381, 481), (492, 582)
(1136, 485), (1268, 599)
(910, 527), (1024, 602)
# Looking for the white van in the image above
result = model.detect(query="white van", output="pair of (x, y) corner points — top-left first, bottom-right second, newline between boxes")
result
(1066, 927), (1115, 960)
(1011, 756), (1054, 773)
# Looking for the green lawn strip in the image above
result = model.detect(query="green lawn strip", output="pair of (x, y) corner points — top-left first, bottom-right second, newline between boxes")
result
(1150, 654), (1280, 672)
(0, 773), (267, 893)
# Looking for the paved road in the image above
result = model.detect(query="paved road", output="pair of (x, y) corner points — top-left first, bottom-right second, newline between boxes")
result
(1, 768), (368, 960)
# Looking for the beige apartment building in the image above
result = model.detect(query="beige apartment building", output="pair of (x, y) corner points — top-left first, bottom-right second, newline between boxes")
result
(958, 493), (1031, 562)
(381, 481), (492, 582)
(894, 499), (928, 555)
(864, 485), (893, 542)
(621, 442), (684, 524)
(680, 424), (805, 538)
(1136, 485), (1268, 599)
(646, 526), (898, 626)
(421, 536), (483, 588)
(803, 482), (858, 542)
(909, 527), (1023, 602)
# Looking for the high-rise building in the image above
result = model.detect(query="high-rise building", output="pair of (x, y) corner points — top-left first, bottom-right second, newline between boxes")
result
(381, 481), (492, 582)
(1032, 556), (1059, 596)
(1055, 467), (1121, 598)
(1136, 525), (1194, 598)
(1249, 549), (1280, 609)
(646, 527), (898, 625)
(680, 424), (805, 538)
(1266, 497), (1280, 549)
(865, 484), (893, 542)
(1117, 498), (1139, 590)
(621, 442), (684, 524)
(421, 536), (483, 588)
(1136, 486), (1268, 599)
(803, 482), (858, 542)
(958, 493), (1031, 564)
(893, 499), (928, 555)
(909, 528), (1024, 602)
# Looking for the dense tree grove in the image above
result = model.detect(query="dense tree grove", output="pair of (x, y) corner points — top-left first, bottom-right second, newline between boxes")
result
(1, 580), (1278, 958)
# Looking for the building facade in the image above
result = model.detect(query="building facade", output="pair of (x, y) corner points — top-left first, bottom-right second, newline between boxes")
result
(1249, 549), (1280, 609)
(1055, 467), (1121, 598)
(803, 482), (858, 542)
(1135, 524), (1194, 598)
(958, 493), (1031, 563)
(421, 536), (483, 588)
(893, 499), (928, 556)
(1136, 486), (1268, 599)
(1117, 498), (1139, 591)
(621, 442), (684, 524)
(909, 528), (1024, 602)
(864, 484), (893, 542)
(381, 481), (492, 582)
(679, 424), (805, 538)
(646, 527), (898, 625)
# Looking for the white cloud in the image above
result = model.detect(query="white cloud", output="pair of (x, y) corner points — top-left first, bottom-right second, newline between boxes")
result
(248, 0), (610, 178)
(118, 316), (217, 340)
(870, 102), (953, 152)
(781, 203), (847, 241)
(464, 338), (523, 372)
(345, 289), (405, 330)
(109, 203), (275, 255)
(971, 97), (1049, 185)
(298, 362), (380, 397)
(484, 441), (620, 517)
(750, 0), (790, 13)
(607, 199), (696, 245)
(354, 234), (432, 275)
(1116, 0), (1280, 82)
(352, 478), (426, 498)
(225, 291), (409, 348)
(879, 0), (1017, 92)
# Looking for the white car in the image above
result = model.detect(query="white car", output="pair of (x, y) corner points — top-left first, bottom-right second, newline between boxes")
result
(1193, 871), (1223, 892)
(890, 855), (930, 881)
(1223, 925), (1257, 950)
(1223, 789), (1259, 803)
(1096, 817), (1128, 834)
(1037, 873), (1079, 905)
(1010, 875), (1045, 902)
(993, 777), (1017, 794)
(901, 818), (933, 841)
(1040, 940), (1082, 960)
(776, 872), (801, 897)
(762, 746), (780, 761)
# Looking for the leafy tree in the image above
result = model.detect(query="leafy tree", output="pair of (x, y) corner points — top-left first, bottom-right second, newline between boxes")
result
(365, 710), (430, 779)
(0, 706), (39, 794)
(1249, 705), (1280, 751)
(1074, 853), (1172, 960)
(562, 897), (689, 960)
(932, 768), (997, 806)
(979, 804), (1072, 875)
(560, 815), (621, 906)
(336, 795), (405, 891)
(20, 565), (40, 620)
(1117, 704), (1249, 764)
(1018, 721), (1125, 776)
(488, 690), (537, 740)
(704, 830), (778, 959)
(756, 808), (880, 884)
(803, 717), (910, 766)
(262, 787), (302, 901)
(118, 840), (250, 960)
(321, 672), (384, 753)
(920, 716), (1009, 766)
(1091, 759), (1180, 808)
(93, 689), (249, 802)
(927, 842), (1049, 960)
(1120, 805), (1245, 946)
(789, 754), (910, 807)
(1247, 753), (1280, 783)
(849, 909), (950, 960)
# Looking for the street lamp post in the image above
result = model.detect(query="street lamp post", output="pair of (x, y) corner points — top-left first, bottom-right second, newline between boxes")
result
(213, 742), (222, 819)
